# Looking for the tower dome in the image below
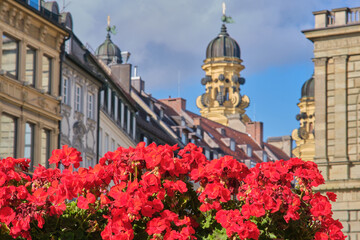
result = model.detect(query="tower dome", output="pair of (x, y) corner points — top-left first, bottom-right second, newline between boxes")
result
(301, 76), (314, 98)
(95, 32), (122, 65)
(206, 24), (241, 59)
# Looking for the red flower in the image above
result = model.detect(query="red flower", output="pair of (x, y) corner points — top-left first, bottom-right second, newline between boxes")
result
(49, 145), (82, 168)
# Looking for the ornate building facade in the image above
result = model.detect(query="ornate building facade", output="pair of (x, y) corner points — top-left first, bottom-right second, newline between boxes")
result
(60, 12), (105, 168)
(294, 7), (360, 239)
(0, 0), (67, 170)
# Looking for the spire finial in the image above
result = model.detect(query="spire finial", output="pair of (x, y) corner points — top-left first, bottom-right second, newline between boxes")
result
(221, 2), (234, 24)
(106, 15), (117, 36)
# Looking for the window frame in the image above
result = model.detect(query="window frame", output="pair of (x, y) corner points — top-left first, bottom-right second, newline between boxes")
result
(41, 55), (52, 94)
(75, 84), (82, 112)
(2, 34), (19, 80)
(88, 92), (94, 119)
(25, 46), (36, 86)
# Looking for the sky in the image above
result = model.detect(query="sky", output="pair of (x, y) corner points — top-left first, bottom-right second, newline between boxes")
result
(58, 0), (360, 140)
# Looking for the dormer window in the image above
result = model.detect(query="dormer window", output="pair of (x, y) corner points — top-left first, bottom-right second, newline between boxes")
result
(230, 139), (235, 151)
(263, 152), (268, 162)
(181, 132), (188, 144)
(196, 128), (202, 136)
(247, 145), (252, 157)
(181, 118), (186, 126)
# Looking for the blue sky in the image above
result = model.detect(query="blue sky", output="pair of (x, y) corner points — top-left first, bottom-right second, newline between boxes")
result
(58, 0), (360, 140)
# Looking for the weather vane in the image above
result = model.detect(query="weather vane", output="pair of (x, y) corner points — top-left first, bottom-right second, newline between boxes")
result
(106, 15), (117, 35)
(221, 2), (234, 24)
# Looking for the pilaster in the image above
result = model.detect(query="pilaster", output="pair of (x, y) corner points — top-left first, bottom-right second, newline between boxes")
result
(333, 55), (348, 163)
(313, 57), (328, 165)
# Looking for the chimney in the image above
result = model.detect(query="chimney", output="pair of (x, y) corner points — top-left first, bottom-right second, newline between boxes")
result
(193, 117), (201, 126)
(159, 98), (186, 113)
(246, 121), (263, 146)
(110, 64), (132, 93)
(131, 66), (145, 92)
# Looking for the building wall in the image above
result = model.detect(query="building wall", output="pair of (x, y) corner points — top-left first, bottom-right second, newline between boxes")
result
(0, 0), (67, 170)
(303, 8), (360, 239)
(60, 60), (101, 168)
(99, 110), (135, 158)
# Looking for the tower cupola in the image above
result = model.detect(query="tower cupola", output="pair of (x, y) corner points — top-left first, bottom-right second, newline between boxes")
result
(196, 4), (250, 129)
(95, 16), (122, 65)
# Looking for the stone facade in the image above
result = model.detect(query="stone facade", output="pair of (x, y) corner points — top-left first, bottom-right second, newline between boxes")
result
(302, 7), (360, 239)
(0, 0), (67, 170)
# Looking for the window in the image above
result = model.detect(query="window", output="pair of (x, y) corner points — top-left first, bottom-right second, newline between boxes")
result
(42, 55), (51, 93)
(62, 77), (69, 104)
(205, 149), (210, 159)
(124, 105), (128, 130)
(114, 95), (118, 121)
(181, 132), (188, 144)
(230, 140), (235, 151)
(100, 90), (104, 107)
(118, 99), (122, 124)
(75, 84), (82, 112)
(2, 34), (19, 79)
(225, 88), (229, 101)
(88, 93), (94, 119)
(160, 109), (164, 119)
(99, 128), (103, 157)
(250, 161), (256, 168)
(24, 123), (34, 167)
(111, 91), (115, 116)
(263, 152), (268, 162)
(104, 134), (109, 153)
(247, 145), (252, 157)
(40, 129), (50, 167)
(143, 136), (148, 146)
(111, 139), (115, 151)
(130, 112), (134, 135)
(107, 89), (112, 115)
(25, 46), (36, 85)
(0, 114), (17, 158)
(146, 114), (150, 122)
(181, 118), (186, 126)
(28, 0), (40, 10)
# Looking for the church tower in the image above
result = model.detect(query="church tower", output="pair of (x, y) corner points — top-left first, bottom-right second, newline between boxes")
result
(292, 76), (315, 161)
(196, 20), (250, 128)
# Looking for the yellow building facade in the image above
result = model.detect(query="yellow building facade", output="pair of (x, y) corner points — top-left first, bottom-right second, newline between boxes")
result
(0, 0), (67, 170)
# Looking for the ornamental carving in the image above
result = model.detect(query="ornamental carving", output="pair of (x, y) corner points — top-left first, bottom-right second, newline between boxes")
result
(40, 25), (48, 43)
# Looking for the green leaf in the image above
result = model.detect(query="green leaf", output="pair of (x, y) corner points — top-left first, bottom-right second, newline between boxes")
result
(268, 232), (277, 239)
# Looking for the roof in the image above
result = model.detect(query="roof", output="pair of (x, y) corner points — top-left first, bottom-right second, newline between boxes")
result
(264, 142), (290, 160)
(185, 111), (262, 163)
(206, 24), (241, 59)
(301, 76), (314, 99)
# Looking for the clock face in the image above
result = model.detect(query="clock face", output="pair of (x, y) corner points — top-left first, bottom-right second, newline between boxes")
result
(298, 127), (309, 140)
